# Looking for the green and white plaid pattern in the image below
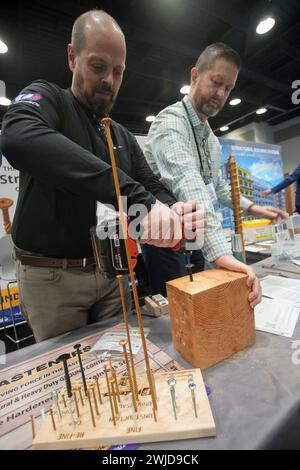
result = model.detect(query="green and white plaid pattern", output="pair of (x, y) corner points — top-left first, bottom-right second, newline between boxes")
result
(144, 95), (252, 262)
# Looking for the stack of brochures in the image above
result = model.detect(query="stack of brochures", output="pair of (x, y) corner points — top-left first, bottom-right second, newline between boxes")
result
(255, 276), (300, 337)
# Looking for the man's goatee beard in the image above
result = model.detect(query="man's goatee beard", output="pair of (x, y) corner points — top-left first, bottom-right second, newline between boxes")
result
(200, 104), (220, 118)
(93, 100), (115, 118)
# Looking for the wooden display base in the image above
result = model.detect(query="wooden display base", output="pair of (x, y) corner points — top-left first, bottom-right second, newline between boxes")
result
(32, 369), (216, 449)
(167, 269), (256, 369)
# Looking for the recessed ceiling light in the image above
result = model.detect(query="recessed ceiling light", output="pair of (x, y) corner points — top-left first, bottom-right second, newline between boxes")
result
(229, 98), (241, 106)
(256, 107), (267, 115)
(220, 126), (229, 132)
(0, 97), (11, 106)
(180, 85), (190, 95)
(256, 17), (275, 35)
(146, 115), (156, 123)
(0, 39), (8, 54)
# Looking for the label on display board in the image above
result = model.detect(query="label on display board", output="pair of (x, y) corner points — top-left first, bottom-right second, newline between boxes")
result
(0, 154), (19, 239)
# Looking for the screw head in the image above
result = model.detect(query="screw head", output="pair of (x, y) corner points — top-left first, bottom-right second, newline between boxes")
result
(57, 354), (71, 362)
(167, 377), (176, 387)
(73, 344), (81, 350)
(119, 339), (128, 347)
(189, 382), (196, 391)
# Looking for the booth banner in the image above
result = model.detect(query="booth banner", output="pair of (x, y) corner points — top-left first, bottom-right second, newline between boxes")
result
(218, 138), (285, 229)
(0, 154), (19, 239)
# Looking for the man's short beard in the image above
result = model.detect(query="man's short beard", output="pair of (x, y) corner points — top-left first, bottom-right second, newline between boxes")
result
(199, 103), (220, 118)
(91, 97), (116, 117)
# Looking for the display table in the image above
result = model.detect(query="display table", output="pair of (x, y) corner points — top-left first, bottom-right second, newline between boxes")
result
(245, 243), (271, 264)
(1, 261), (300, 450)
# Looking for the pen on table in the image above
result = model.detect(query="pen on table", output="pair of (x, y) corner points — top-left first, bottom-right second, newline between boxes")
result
(263, 270), (289, 278)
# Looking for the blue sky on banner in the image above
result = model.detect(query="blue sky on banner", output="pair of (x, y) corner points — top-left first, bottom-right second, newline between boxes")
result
(219, 138), (283, 186)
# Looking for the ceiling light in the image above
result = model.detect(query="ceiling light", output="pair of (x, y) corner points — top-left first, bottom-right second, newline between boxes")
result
(0, 39), (8, 54)
(146, 115), (156, 123)
(229, 98), (241, 106)
(256, 107), (267, 115)
(0, 97), (11, 106)
(256, 17), (275, 35)
(220, 126), (229, 132)
(180, 85), (190, 95)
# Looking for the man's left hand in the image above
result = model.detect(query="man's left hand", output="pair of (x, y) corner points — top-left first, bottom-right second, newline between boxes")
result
(248, 204), (289, 223)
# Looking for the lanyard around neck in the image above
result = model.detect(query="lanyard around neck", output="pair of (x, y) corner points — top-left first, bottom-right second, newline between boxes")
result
(182, 99), (212, 183)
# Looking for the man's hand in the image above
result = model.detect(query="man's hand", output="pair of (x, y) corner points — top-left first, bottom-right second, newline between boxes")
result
(140, 200), (182, 248)
(171, 200), (206, 245)
(215, 255), (261, 308)
(248, 204), (289, 223)
(260, 188), (272, 197)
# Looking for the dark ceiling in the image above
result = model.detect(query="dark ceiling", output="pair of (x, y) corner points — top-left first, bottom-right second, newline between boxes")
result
(1, 0), (300, 136)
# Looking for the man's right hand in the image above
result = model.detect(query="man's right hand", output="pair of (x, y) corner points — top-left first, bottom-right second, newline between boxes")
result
(140, 200), (182, 248)
(215, 255), (261, 308)
(260, 188), (272, 197)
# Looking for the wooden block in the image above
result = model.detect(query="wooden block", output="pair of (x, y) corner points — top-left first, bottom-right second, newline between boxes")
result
(166, 269), (255, 369)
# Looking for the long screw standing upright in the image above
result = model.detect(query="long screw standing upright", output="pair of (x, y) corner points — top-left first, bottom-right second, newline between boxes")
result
(57, 354), (72, 399)
(73, 344), (88, 397)
(102, 117), (157, 413)
(57, 354), (76, 427)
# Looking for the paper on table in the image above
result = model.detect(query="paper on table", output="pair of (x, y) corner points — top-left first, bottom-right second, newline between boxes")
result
(90, 326), (150, 356)
(255, 297), (300, 337)
(260, 275), (300, 305)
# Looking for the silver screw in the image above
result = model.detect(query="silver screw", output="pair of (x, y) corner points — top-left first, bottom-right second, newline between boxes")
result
(188, 382), (198, 418)
(167, 377), (177, 420)
(67, 398), (76, 427)
(51, 390), (62, 422)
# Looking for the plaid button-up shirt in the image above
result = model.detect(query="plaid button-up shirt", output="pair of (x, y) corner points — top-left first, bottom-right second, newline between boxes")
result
(144, 95), (252, 262)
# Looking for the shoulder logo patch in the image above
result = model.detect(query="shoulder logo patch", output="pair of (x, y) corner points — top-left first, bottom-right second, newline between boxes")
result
(12, 93), (43, 104)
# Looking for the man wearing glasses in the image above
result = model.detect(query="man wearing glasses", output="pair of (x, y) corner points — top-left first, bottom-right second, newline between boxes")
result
(143, 43), (287, 306)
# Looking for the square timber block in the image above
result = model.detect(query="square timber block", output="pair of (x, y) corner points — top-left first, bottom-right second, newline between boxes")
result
(166, 269), (256, 369)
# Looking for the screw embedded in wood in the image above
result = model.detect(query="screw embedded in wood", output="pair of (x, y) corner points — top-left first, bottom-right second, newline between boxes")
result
(73, 389), (80, 418)
(87, 390), (96, 428)
(74, 344), (88, 397)
(119, 339), (137, 412)
(50, 407), (57, 431)
(95, 378), (103, 405)
(188, 381), (198, 418)
(109, 378), (119, 415)
(167, 377), (177, 420)
(51, 390), (62, 421)
(57, 354), (72, 398)
(90, 385), (100, 416)
(104, 365), (116, 426)
(31, 414), (36, 440)
(62, 393), (67, 408)
(67, 398), (76, 427)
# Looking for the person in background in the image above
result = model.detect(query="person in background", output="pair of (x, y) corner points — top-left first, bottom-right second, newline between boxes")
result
(261, 163), (300, 214)
(143, 43), (288, 304)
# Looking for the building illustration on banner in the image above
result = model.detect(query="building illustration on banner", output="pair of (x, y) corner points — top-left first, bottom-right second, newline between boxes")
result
(217, 139), (285, 229)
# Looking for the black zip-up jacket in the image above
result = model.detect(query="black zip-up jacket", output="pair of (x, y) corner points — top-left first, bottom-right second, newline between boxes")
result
(0, 80), (176, 258)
